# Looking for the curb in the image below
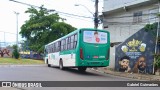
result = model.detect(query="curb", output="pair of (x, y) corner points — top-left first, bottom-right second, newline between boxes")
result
(0, 64), (46, 67)
(91, 68), (160, 81)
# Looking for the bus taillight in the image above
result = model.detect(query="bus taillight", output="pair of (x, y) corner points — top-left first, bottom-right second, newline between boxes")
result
(80, 48), (84, 60)
(106, 49), (110, 60)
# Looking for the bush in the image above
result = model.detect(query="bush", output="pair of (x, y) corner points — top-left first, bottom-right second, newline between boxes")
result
(154, 54), (160, 73)
(12, 45), (20, 59)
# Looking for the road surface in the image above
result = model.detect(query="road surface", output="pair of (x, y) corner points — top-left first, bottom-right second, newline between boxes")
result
(0, 65), (159, 90)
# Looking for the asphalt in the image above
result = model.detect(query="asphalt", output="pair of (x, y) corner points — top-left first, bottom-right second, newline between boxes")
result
(0, 64), (159, 81)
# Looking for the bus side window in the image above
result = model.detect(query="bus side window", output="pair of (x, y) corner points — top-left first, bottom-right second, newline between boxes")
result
(74, 34), (77, 48)
(54, 43), (56, 53)
(66, 38), (68, 50)
(58, 41), (61, 52)
(46, 47), (48, 54)
(61, 40), (64, 51)
(56, 42), (58, 52)
(67, 37), (71, 50)
(63, 39), (66, 50)
(52, 44), (54, 53)
(49, 45), (51, 53)
(52, 43), (54, 53)
(71, 35), (74, 49)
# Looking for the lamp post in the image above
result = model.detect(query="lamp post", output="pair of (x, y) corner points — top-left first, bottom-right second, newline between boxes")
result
(74, 4), (94, 15)
(75, 0), (99, 29)
(153, 1), (160, 74)
(14, 12), (19, 46)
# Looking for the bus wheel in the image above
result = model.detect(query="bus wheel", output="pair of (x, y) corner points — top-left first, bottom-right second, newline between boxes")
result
(59, 60), (64, 70)
(47, 60), (51, 67)
(78, 67), (87, 72)
(48, 64), (51, 67)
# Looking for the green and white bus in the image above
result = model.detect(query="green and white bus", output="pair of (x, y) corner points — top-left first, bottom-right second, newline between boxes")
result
(44, 28), (110, 72)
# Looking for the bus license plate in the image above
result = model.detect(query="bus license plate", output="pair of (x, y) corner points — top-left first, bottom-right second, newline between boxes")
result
(93, 56), (98, 58)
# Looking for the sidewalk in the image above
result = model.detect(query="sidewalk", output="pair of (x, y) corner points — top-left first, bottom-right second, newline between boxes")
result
(92, 67), (160, 81)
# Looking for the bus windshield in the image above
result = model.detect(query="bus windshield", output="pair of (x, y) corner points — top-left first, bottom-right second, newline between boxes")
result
(83, 30), (108, 44)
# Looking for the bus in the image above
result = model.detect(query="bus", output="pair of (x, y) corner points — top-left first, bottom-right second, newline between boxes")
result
(44, 28), (110, 72)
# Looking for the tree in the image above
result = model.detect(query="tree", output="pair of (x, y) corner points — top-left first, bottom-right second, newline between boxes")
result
(12, 45), (20, 59)
(20, 6), (76, 53)
(144, 22), (160, 73)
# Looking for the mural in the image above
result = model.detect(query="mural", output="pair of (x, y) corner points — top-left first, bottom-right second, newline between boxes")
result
(115, 28), (156, 74)
(0, 48), (12, 57)
(119, 56), (131, 72)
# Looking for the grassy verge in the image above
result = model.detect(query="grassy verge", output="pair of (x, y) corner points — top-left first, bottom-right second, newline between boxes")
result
(0, 58), (44, 65)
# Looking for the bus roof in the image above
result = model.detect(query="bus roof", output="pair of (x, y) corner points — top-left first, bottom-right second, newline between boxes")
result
(45, 28), (109, 46)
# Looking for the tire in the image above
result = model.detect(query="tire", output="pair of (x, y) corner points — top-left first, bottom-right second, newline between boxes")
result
(59, 60), (64, 70)
(47, 60), (51, 67)
(78, 67), (87, 72)
(48, 64), (51, 67)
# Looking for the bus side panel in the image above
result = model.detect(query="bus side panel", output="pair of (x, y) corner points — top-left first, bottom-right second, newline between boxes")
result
(60, 50), (76, 67)
(75, 31), (81, 67)
(48, 52), (59, 66)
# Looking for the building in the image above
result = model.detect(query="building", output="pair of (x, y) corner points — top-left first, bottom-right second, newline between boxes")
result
(102, 0), (159, 68)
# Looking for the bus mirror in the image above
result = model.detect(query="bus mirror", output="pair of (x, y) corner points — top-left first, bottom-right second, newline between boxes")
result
(79, 30), (82, 33)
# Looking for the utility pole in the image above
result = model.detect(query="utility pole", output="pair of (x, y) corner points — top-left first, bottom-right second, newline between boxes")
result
(14, 12), (19, 46)
(94, 0), (99, 29)
(4, 32), (5, 47)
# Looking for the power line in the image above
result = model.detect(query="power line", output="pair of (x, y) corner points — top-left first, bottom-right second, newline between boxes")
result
(0, 31), (16, 35)
(9, 0), (93, 19)
(46, 0), (94, 19)
(60, 14), (93, 22)
(56, 11), (93, 19)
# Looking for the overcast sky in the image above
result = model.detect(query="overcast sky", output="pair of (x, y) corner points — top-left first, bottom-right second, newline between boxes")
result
(0, 0), (103, 45)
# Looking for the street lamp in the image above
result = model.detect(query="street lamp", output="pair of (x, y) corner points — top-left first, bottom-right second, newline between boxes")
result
(75, 1), (99, 29)
(74, 4), (94, 16)
(14, 11), (19, 46)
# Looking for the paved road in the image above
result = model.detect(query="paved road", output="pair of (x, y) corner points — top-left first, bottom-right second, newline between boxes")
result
(0, 65), (131, 81)
(0, 65), (159, 90)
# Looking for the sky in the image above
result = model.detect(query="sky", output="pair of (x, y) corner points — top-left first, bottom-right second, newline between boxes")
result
(0, 0), (103, 46)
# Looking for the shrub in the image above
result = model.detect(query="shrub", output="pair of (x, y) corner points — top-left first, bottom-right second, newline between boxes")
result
(12, 45), (20, 59)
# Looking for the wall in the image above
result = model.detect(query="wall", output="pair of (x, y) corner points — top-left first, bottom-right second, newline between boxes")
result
(103, 0), (150, 12)
(103, 1), (159, 69)
(115, 27), (156, 74)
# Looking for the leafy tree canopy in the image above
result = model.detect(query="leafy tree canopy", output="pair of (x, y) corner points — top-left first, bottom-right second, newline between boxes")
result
(20, 6), (76, 53)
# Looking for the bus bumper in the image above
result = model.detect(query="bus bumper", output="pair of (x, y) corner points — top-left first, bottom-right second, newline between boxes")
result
(77, 60), (109, 67)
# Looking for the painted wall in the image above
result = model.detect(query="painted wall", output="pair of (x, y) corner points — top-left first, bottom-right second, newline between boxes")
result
(0, 47), (13, 58)
(115, 27), (156, 74)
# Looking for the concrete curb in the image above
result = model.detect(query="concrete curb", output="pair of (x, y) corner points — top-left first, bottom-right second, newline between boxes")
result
(0, 64), (46, 67)
(91, 68), (160, 81)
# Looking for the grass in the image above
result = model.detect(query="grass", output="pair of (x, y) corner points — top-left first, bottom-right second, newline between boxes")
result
(0, 58), (45, 65)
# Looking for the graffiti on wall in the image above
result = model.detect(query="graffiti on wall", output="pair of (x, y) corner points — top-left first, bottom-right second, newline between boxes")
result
(0, 48), (12, 57)
(115, 28), (155, 74)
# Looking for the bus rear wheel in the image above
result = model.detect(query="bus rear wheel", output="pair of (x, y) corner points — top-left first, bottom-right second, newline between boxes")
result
(47, 60), (51, 67)
(78, 67), (87, 72)
(59, 60), (64, 70)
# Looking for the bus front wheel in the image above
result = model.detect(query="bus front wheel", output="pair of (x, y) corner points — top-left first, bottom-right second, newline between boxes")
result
(78, 67), (87, 72)
(59, 60), (64, 70)
(47, 60), (51, 67)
